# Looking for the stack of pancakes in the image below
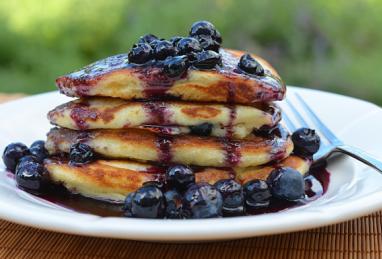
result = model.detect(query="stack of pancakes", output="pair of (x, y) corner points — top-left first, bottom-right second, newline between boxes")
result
(44, 49), (311, 203)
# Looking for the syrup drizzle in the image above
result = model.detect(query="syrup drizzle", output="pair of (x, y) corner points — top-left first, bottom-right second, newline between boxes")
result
(136, 66), (187, 100)
(223, 140), (241, 167)
(220, 82), (241, 166)
(156, 135), (173, 164)
(143, 102), (168, 124)
(223, 104), (241, 166)
(143, 101), (174, 164)
(69, 103), (95, 130)
(145, 166), (166, 175)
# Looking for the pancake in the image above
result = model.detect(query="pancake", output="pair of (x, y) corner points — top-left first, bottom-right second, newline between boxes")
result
(44, 155), (311, 203)
(48, 97), (281, 139)
(45, 126), (293, 168)
(56, 49), (285, 105)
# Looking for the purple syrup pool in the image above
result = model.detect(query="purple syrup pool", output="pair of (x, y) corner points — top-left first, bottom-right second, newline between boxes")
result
(24, 165), (330, 218)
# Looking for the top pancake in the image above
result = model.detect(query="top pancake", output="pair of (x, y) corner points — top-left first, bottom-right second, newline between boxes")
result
(56, 49), (285, 105)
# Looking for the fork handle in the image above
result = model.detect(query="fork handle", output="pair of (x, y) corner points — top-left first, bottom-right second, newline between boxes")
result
(335, 145), (382, 173)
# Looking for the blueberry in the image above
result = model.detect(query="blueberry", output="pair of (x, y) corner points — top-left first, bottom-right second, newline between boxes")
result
(189, 21), (221, 43)
(189, 123), (213, 136)
(183, 183), (223, 218)
(29, 140), (48, 162)
(148, 39), (161, 49)
(214, 30), (222, 44)
(16, 155), (39, 169)
(123, 192), (135, 217)
(16, 157), (47, 192)
(267, 167), (305, 201)
(238, 54), (264, 76)
(292, 128), (321, 157)
(164, 189), (183, 219)
(166, 164), (195, 191)
(243, 179), (272, 208)
(131, 185), (165, 218)
(194, 35), (220, 52)
(153, 40), (177, 60)
(163, 55), (189, 77)
(169, 36), (183, 46)
(138, 34), (158, 44)
(69, 143), (94, 165)
(193, 50), (221, 69)
(142, 180), (165, 191)
(128, 43), (153, 64)
(186, 52), (198, 62)
(214, 179), (244, 216)
(2, 143), (29, 172)
(176, 37), (202, 55)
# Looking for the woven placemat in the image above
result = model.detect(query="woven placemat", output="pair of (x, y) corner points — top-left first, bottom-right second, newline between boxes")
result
(0, 212), (381, 259)
(0, 93), (26, 103)
(1, 95), (381, 258)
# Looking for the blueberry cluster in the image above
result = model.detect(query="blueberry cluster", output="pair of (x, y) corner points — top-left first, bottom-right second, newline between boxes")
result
(127, 20), (266, 81)
(127, 21), (223, 77)
(2, 141), (49, 192)
(123, 164), (306, 219)
(2, 141), (96, 194)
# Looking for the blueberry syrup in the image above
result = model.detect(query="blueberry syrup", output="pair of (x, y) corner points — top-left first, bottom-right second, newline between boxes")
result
(222, 141), (241, 167)
(224, 82), (237, 139)
(134, 65), (187, 100)
(40, 185), (125, 217)
(143, 99), (250, 165)
(156, 135), (173, 164)
(57, 53), (128, 97)
(142, 102), (169, 125)
(145, 166), (167, 175)
(69, 103), (95, 130)
(63, 101), (122, 130)
(226, 105), (236, 138)
(307, 163), (330, 195)
(219, 83), (242, 166)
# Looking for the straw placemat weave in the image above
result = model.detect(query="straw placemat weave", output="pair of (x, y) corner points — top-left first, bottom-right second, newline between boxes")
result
(0, 94), (381, 259)
(0, 93), (25, 103)
(0, 213), (381, 258)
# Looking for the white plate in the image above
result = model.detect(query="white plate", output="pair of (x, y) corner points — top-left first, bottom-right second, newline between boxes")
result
(0, 87), (382, 242)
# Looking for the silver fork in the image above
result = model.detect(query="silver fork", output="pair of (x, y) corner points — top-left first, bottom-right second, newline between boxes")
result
(283, 92), (382, 173)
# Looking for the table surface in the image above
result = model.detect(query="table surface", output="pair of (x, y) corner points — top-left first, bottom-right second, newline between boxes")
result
(0, 94), (381, 259)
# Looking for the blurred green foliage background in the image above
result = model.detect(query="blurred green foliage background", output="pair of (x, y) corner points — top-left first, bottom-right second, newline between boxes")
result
(0, 0), (381, 104)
